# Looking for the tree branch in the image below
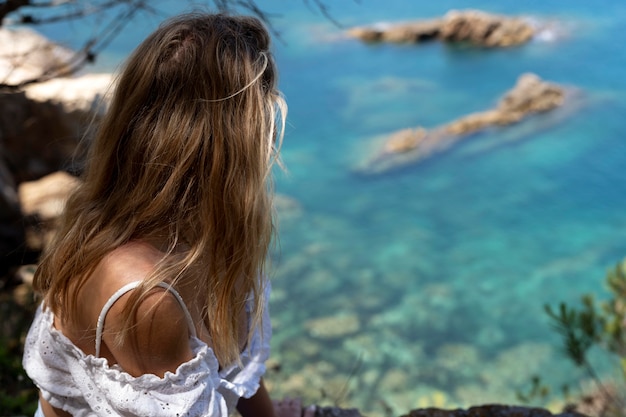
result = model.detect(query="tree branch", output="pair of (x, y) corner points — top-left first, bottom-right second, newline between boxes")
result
(0, 0), (146, 91)
(0, 0), (340, 90)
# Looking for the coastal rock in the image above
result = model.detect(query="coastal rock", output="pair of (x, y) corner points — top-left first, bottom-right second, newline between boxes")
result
(347, 10), (535, 47)
(497, 73), (565, 115)
(0, 29), (109, 285)
(0, 26), (112, 182)
(0, 27), (74, 86)
(0, 90), (88, 182)
(314, 407), (364, 417)
(445, 73), (564, 136)
(358, 73), (567, 174)
(18, 171), (80, 252)
(0, 157), (25, 279)
(402, 405), (588, 417)
(349, 20), (442, 43)
(439, 10), (535, 47)
(0, 88), (80, 279)
(24, 73), (113, 115)
(18, 171), (79, 221)
(294, 405), (587, 417)
(384, 127), (428, 153)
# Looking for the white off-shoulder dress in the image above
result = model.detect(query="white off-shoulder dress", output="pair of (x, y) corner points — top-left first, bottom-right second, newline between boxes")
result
(22, 281), (272, 417)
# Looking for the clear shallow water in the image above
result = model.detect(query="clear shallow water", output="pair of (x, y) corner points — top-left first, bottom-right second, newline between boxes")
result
(32, 0), (626, 414)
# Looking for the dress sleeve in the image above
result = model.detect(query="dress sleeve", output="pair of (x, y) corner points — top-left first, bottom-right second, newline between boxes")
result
(77, 338), (230, 417)
(23, 306), (231, 417)
(217, 280), (272, 400)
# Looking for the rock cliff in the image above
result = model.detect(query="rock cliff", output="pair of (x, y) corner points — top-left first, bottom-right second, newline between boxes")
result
(0, 27), (112, 279)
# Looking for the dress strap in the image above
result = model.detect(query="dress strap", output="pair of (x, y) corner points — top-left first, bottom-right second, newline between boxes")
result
(95, 281), (197, 357)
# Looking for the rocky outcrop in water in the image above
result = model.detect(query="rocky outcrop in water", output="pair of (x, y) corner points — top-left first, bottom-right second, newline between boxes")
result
(347, 10), (536, 47)
(357, 73), (568, 175)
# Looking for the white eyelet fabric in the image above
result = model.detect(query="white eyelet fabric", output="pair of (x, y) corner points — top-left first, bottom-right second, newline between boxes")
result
(22, 283), (272, 417)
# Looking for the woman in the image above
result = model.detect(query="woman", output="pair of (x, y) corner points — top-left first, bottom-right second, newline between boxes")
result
(23, 12), (302, 417)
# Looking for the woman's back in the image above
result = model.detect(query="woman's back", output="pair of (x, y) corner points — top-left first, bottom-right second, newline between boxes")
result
(24, 239), (274, 416)
(24, 12), (286, 417)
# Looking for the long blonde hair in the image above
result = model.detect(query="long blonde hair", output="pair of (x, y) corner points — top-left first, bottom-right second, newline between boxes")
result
(34, 13), (286, 366)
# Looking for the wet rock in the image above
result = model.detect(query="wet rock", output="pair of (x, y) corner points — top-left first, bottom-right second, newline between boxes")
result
(439, 10), (534, 47)
(358, 73), (568, 175)
(348, 20), (442, 43)
(384, 127), (428, 154)
(441, 74), (564, 136)
(497, 73), (565, 115)
(347, 10), (535, 47)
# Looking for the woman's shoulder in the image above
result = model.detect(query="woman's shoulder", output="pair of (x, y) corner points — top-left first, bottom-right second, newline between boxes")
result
(86, 241), (195, 375)
(82, 241), (163, 303)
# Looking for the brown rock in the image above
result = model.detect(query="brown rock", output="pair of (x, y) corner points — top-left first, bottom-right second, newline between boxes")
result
(0, 156), (26, 280)
(498, 73), (564, 114)
(384, 127), (427, 153)
(357, 74), (568, 175)
(444, 111), (501, 136)
(0, 27), (74, 86)
(0, 91), (87, 183)
(18, 171), (79, 251)
(314, 407), (364, 417)
(440, 10), (534, 47)
(381, 20), (442, 43)
(347, 10), (535, 47)
(402, 405), (588, 417)
(390, 73), (564, 149)
(18, 171), (79, 221)
(346, 27), (383, 42)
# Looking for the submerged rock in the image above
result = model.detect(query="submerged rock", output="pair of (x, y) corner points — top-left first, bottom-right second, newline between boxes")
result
(357, 73), (569, 175)
(347, 10), (535, 47)
(305, 314), (360, 338)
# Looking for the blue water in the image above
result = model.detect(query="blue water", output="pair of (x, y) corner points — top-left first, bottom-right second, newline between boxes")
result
(29, 0), (626, 414)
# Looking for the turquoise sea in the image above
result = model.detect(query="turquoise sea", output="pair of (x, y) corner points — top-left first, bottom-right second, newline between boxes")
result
(32, 0), (626, 415)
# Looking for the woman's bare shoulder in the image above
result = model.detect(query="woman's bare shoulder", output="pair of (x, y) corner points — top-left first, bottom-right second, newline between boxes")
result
(72, 242), (166, 335)
(102, 282), (195, 377)
(92, 241), (194, 376)
(82, 241), (163, 302)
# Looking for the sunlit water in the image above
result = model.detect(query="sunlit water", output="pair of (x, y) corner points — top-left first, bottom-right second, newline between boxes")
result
(31, 0), (626, 414)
